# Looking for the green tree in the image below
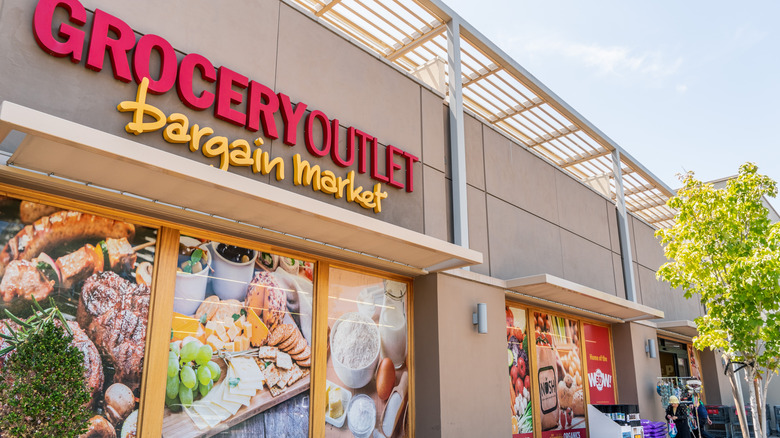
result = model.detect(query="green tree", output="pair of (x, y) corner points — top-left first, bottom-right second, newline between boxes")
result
(656, 163), (780, 438)
(0, 319), (92, 437)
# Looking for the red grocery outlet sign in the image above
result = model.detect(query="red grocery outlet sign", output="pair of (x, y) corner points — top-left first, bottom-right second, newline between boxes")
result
(31, 0), (419, 212)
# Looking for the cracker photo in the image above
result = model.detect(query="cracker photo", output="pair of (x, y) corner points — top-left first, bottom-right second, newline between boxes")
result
(258, 346), (278, 360)
(264, 364), (281, 388)
(276, 351), (293, 370)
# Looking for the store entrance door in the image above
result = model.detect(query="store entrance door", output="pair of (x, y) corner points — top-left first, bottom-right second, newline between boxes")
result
(659, 352), (678, 377)
(658, 338), (690, 377)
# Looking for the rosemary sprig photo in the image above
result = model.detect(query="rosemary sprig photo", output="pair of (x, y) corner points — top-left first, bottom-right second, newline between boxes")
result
(0, 297), (71, 356)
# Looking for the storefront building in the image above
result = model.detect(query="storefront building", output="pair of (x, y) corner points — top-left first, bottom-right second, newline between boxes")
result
(0, 0), (738, 437)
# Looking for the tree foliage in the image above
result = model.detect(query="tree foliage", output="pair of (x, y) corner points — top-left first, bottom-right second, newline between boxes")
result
(0, 320), (91, 437)
(656, 163), (780, 438)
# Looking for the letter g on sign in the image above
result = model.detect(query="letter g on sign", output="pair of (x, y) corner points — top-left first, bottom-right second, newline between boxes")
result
(33, 0), (87, 62)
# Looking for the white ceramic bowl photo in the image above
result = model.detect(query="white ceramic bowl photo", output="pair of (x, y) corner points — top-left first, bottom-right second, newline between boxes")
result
(330, 312), (381, 389)
(209, 242), (258, 301)
(347, 394), (376, 438)
(173, 237), (212, 315)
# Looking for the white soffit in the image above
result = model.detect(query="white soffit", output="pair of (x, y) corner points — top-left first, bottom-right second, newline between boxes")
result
(0, 101), (482, 273)
(506, 274), (664, 322)
(655, 320), (698, 338)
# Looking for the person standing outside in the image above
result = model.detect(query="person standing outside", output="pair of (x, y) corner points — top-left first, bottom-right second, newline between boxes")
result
(690, 397), (713, 438)
(666, 396), (692, 438)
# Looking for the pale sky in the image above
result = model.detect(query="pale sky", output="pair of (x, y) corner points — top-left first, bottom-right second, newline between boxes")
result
(444, 0), (780, 205)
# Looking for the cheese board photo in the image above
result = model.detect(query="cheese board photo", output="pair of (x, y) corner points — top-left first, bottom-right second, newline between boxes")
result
(161, 350), (310, 437)
(161, 237), (314, 437)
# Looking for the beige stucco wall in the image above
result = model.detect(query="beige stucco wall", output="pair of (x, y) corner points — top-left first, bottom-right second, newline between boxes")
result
(630, 216), (704, 321)
(413, 273), (510, 438)
(460, 105), (698, 318)
(699, 348), (735, 406)
(612, 322), (665, 421)
(411, 273), (442, 436)
(468, 118), (629, 298)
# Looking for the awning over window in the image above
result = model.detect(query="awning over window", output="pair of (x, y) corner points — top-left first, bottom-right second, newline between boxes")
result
(0, 101), (482, 276)
(505, 273), (664, 322)
(655, 320), (698, 338)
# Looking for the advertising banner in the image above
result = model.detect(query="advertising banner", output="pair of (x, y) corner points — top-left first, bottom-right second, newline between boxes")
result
(583, 323), (616, 405)
(688, 343), (701, 380)
(325, 269), (410, 437)
(162, 237), (313, 436)
(532, 311), (587, 438)
(506, 305), (533, 437)
(0, 196), (157, 436)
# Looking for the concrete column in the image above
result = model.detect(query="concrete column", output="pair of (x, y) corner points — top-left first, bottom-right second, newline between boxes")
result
(446, 19), (469, 249)
(612, 149), (637, 302)
(612, 322), (664, 420)
(413, 273), (510, 437)
(412, 274), (442, 436)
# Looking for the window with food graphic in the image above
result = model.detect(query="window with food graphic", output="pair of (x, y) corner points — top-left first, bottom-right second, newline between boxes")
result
(161, 236), (313, 437)
(325, 269), (409, 438)
(506, 305), (533, 438)
(532, 311), (586, 438)
(687, 343), (701, 380)
(0, 196), (156, 437)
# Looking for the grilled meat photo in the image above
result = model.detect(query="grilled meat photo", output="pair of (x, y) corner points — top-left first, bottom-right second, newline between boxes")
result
(0, 211), (135, 277)
(104, 238), (137, 274)
(57, 244), (103, 290)
(78, 271), (149, 393)
(19, 201), (61, 225)
(67, 320), (106, 408)
(0, 259), (54, 302)
(0, 236), (139, 301)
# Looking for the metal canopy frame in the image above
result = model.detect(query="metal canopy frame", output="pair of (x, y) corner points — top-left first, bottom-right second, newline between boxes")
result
(292, 0), (677, 229)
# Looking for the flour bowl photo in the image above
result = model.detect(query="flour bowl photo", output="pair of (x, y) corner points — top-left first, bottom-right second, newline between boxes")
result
(330, 312), (380, 389)
(347, 393), (376, 438)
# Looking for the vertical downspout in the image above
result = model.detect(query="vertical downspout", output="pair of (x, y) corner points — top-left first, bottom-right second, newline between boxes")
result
(612, 149), (637, 302)
(447, 18), (469, 251)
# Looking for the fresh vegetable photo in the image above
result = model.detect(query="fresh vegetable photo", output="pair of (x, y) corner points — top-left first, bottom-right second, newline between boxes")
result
(506, 306), (532, 437)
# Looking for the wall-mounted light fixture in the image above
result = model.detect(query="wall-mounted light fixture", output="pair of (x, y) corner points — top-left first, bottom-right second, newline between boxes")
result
(646, 338), (657, 358)
(472, 303), (487, 334)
